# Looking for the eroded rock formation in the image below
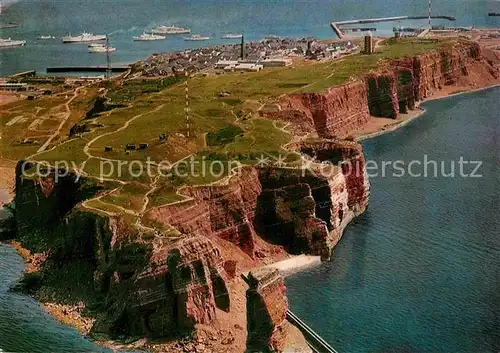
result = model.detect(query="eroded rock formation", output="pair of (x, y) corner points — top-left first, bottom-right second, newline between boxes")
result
(246, 268), (288, 352)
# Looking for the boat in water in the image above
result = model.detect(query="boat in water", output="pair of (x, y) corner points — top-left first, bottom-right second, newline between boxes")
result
(221, 33), (243, 39)
(184, 34), (210, 41)
(133, 32), (166, 41)
(264, 35), (281, 40)
(63, 32), (106, 43)
(151, 25), (190, 34)
(38, 35), (56, 40)
(0, 37), (26, 48)
(89, 45), (116, 53)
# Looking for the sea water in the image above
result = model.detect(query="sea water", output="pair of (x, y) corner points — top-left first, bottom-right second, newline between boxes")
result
(285, 87), (500, 353)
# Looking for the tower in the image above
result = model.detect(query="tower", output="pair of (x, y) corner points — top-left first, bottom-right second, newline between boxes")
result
(106, 35), (111, 79)
(240, 32), (245, 60)
(428, 0), (432, 30)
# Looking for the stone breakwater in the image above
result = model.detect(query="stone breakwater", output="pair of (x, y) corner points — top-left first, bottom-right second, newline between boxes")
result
(263, 42), (500, 139)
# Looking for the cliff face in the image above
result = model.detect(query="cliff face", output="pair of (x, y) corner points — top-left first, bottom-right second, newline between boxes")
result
(263, 42), (500, 138)
(147, 168), (262, 258)
(246, 268), (288, 352)
(265, 81), (371, 138)
(147, 139), (370, 261)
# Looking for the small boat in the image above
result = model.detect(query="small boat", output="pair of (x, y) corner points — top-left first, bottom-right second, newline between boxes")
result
(221, 33), (243, 39)
(133, 32), (166, 41)
(151, 25), (191, 35)
(89, 45), (116, 53)
(264, 35), (281, 40)
(488, 12), (500, 16)
(184, 34), (210, 41)
(88, 43), (105, 47)
(0, 37), (26, 48)
(38, 35), (56, 40)
(63, 32), (107, 43)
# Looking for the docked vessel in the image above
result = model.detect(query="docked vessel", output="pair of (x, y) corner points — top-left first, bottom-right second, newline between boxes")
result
(63, 32), (107, 43)
(151, 25), (190, 34)
(221, 33), (243, 39)
(0, 38), (26, 48)
(38, 35), (56, 40)
(89, 45), (116, 53)
(133, 33), (166, 41)
(184, 34), (210, 41)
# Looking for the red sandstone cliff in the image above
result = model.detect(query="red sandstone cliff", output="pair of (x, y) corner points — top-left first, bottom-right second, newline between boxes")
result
(147, 139), (370, 261)
(246, 268), (288, 352)
(263, 42), (500, 138)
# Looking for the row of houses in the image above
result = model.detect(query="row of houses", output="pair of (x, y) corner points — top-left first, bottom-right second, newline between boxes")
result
(215, 57), (293, 72)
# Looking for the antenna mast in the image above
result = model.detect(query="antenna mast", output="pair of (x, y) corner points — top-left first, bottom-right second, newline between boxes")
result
(428, 0), (432, 30)
(106, 35), (111, 79)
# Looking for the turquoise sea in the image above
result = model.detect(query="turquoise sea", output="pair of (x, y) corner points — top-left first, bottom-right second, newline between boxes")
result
(0, 1), (499, 352)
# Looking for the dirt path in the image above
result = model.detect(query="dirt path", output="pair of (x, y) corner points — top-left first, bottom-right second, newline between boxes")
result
(35, 87), (86, 154)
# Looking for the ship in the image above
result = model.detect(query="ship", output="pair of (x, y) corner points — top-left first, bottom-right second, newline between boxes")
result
(151, 25), (191, 34)
(184, 34), (210, 41)
(264, 35), (281, 40)
(488, 12), (500, 16)
(38, 35), (56, 40)
(133, 33), (166, 41)
(63, 32), (107, 43)
(0, 37), (26, 48)
(89, 45), (116, 53)
(221, 33), (243, 39)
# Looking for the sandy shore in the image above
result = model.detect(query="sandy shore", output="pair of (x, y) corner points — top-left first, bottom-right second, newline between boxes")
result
(257, 255), (322, 277)
(355, 83), (500, 142)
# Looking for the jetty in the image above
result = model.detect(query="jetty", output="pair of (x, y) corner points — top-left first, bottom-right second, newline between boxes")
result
(331, 15), (456, 38)
(46, 66), (129, 73)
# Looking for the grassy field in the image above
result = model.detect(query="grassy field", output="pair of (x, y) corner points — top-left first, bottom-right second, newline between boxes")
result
(0, 37), (453, 218)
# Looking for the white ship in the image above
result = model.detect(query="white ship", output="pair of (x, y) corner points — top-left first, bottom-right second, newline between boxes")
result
(38, 35), (56, 40)
(63, 32), (107, 43)
(89, 45), (116, 53)
(151, 25), (191, 35)
(133, 32), (166, 41)
(0, 37), (26, 48)
(88, 43), (104, 47)
(184, 34), (210, 41)
(221, 33), (243, 39)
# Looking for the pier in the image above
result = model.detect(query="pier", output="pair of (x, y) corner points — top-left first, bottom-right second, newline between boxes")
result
(46, 65), (129, 73)
(331, 15), (456, 38)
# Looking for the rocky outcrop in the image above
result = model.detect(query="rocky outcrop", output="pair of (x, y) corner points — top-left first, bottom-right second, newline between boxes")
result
(264, 81), (371, 138)
(12, 165), (231, 341)
(255, 140), (369, 259)
(246, 268), (288, 352)
(263, 42), (500, 137)
(114, 235), (230, 338)
(366, 73), (399, 119)
(147, 167), (262, 257)
(147, 139), (370, 261)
